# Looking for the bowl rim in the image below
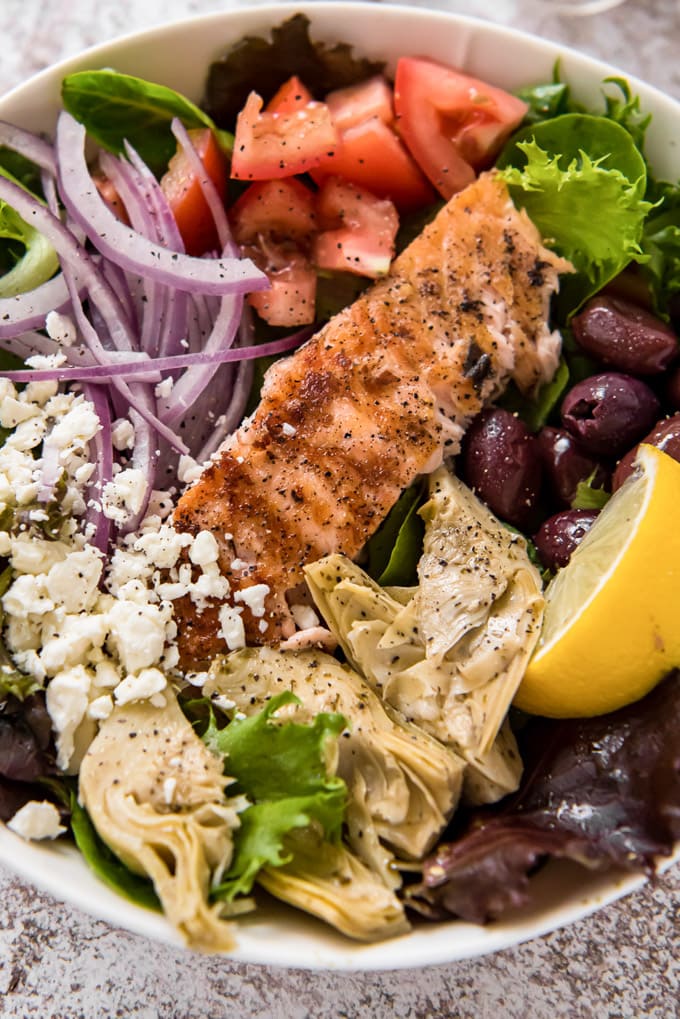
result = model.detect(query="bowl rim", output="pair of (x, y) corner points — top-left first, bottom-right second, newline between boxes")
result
(1, 0), (679, 971)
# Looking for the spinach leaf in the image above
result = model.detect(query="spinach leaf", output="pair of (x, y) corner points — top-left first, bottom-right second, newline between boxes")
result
(366, 482), (425, 587)
(515, 81), (571, 125)
(203, 13), (384, 126)
(70, 794), (161, 911)
(61, 70), (231, 178)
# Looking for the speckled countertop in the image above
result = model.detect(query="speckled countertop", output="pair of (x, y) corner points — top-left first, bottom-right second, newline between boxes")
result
(0, 1), (679, 1016)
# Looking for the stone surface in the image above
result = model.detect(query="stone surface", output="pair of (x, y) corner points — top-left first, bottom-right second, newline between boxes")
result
(1, 1), (679, 1016)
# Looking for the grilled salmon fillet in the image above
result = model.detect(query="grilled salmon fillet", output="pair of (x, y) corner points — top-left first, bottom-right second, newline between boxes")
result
(173, 172), (570, 665)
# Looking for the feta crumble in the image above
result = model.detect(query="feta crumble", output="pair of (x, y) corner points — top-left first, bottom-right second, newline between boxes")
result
(7, 801), (66, 841)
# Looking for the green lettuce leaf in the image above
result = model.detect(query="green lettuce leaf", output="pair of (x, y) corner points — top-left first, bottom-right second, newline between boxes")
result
(61, 70), (231, 178)
(571, 472), (611, 510)
(498, 116), (652, 315)
(204, 691), (347, 900)
(640, 176), (680, 314)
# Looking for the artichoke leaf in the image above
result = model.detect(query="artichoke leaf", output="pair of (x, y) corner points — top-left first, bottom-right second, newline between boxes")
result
(206, 647), (465, 890)
(463, 720), (523, 806)
(257, 828), (409, 943)
(304, 468), (543, 759)
(78, 687), (244, 953)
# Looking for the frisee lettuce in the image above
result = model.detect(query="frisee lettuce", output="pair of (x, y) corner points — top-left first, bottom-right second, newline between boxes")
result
(498, 117), (653, 316)
(202, 691), (347, 900)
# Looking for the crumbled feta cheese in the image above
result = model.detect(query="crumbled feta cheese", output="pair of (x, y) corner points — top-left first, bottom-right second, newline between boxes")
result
(9, 536), (69, 576)
(189, 530), (220, 567)
(102, 468), (147, 525)
(111, 417), (135, 452)
(7, 801), (65, 841)
(154, 377), (174, 399)
(45, 310), (77, 347)
(234, 583), (270, 618)
(177, 455), (203, 485)
(114, 666), (167, 706)
(281, 422), (297, 437)
(0, 397), (39, 429)
(87, 694), (114, 721)
(25, 353), (66, 371)
(106, 600), (171, 673)
(48, 398), (100, 452)
(133, 525), (192, 570)
(291, 604), (321, 631)
(230, 558), (248, 572)
(0, 532), (11, 557)
(45, 665), (92, 770)
(218, 605), (246, 651)
(2, 574), (54, 619)
(45, 547), (103, 614)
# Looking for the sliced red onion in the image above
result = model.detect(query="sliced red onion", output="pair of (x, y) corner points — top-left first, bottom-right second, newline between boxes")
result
(0, 271), (74, 338)
(82, 382), (113, 554)
(0, 121), (57, 174)
(196, 356), (254, 462)
(1, 330), (307, 383)
(56, 112), (266, 296)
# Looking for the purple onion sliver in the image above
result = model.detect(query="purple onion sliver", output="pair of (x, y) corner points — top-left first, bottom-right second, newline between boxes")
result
(2, 329), (310, 383)
(56, 112), (266, 296)
(0, 120), (57, 174)
(196, 358), (254, 462)
(82, 382), (113, 555)
(121, 408), (157, 534)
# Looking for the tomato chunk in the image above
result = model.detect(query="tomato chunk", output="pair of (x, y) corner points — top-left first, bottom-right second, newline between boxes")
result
(394, 57), (528, 199)
(312, 116), (435, 213)
(313, 178), (399, 278)
(231, 91), (339, 181)
(325, 75), (394, 129)
(267, 75), (314, 115)
(160, 127), (227, 256)
(231, 178), (318, 327)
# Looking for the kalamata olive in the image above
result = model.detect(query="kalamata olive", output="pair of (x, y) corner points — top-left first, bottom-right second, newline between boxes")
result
(534, 509), (600, 572)
(612, 413), (680, 490)
(571, 296), (678, 375)
(561, 373), (660, 457)
(536, 426), (609, 507)
(460, 407), (542, 530)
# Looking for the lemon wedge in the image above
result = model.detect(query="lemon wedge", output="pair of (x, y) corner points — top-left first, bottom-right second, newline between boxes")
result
(515, 444), (680, 718)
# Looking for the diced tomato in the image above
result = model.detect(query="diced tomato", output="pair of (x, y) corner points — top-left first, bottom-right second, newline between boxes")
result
(93, 171), (129, 225)
(325, 75), (394, 130)
(394, 57), (528, 199)
(267, 75), (313, 115)
(230, 178), (318, 327)
(246, 256), (318, 328)
(159, 127), (227, 256)
(312, 75), (435, 213)
(230, 178), (316, 244)
(312, 117), (436, 213)
(313, 178), (399, 278)
(231, 91), (339, 181)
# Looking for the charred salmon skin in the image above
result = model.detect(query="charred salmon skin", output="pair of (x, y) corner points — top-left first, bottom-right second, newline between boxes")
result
(173, 172), (570, 664)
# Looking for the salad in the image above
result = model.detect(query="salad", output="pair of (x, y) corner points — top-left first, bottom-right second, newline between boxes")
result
(1, 12), (679, 952)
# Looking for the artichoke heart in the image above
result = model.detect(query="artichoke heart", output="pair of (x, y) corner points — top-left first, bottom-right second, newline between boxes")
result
(205, 647), (465, 891)
(78, 687), (243, 953)
(258, 828), (409, 943)
(304, 466), (543, 762)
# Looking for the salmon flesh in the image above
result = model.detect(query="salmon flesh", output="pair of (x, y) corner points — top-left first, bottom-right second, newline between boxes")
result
(173, 172), (570, 665)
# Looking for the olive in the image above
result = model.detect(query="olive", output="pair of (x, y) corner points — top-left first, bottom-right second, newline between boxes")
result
(612, 413), (680, 490)
(561, 373), (660, 458)
(534, 509), (600, 572)
(460, 408), (542, 530)
(571, 296), (678, 376)
(536, 426), (609, 507)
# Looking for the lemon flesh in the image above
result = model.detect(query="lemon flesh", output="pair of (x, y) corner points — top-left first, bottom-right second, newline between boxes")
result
(515, 444), (680, 718)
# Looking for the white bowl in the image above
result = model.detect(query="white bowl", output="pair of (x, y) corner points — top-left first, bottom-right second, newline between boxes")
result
(1, 0), (678, 971)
